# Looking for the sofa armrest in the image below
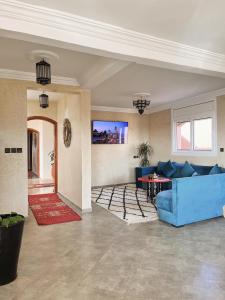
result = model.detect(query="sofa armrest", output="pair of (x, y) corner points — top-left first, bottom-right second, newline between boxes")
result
(172, 173), (225, 225)
(144, 166), (157, 175)
(135, 166), (157, 178)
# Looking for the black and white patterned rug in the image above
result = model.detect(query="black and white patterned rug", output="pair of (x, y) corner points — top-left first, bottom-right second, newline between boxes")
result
(91, 184), (158, 224)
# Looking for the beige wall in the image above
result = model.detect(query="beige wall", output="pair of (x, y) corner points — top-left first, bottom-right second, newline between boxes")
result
(0, 79), (28, 216)
(149, 96), (225, 166)
(57, 92), (91, 210)
(28, 91), (92, 210)
(80, 91), (92, 210)
(91, 111), (150, 187)
(27, 100), (57, 121)
(0, 79), (91, 216)
(216, 96), (225, 167)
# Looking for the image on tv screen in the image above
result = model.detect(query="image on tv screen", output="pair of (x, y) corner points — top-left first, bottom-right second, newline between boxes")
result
(92, 120), (128, 144)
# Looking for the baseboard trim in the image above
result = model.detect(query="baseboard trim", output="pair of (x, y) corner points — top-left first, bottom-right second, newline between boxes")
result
(92, 182), (135, 189)
(57, 192), (92, 215)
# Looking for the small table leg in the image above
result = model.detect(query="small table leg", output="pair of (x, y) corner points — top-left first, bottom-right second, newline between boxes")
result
(146, 182), (150, 202)
(156, 182), (160, 194)
(150, 182), (155, 202)
(146, 182), (153, 203)
(150, 182), (158, 210)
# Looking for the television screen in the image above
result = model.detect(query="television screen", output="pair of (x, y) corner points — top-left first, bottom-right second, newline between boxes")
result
(92, 120), (128, 144)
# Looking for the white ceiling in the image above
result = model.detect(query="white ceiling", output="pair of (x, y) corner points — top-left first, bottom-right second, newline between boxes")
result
(1, 36), (225, 109)
(93, 64), (225, 108)
(22, 0), (225, 54)
(0, 36), (99, 79)
(1, 1), (225, 110)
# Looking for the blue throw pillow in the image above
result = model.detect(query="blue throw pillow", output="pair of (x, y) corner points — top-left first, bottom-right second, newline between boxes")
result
(209, 164), (222, 175)
(157, 161), (167, 175)
(161, 160), (176, 178)
(180, 161), (195, 177)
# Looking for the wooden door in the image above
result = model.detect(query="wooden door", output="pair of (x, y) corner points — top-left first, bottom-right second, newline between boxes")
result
(27, 128), (40, 177)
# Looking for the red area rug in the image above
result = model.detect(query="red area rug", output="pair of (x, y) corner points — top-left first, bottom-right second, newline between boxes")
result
(28, 193), (81, 225)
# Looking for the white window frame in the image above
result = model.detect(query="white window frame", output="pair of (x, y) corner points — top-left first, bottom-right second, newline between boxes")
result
(171, 101), (217, 157)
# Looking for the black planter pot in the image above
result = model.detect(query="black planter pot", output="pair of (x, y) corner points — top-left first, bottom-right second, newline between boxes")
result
(0, 214), (24, 285)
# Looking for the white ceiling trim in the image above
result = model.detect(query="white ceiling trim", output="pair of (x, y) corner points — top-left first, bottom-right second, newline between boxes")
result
(91, 105), (139, 114)
(1, 1), (225, 76)
(0, 68), (79, 86)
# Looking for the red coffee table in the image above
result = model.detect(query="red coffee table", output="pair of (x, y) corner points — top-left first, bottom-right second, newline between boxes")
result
(138, 176), (171, 208)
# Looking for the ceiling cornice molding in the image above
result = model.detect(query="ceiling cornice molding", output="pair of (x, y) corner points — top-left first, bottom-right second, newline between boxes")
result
(1, 0), (225, 75)
(91, 106), (139, 114)
(0, 68), (79, 86)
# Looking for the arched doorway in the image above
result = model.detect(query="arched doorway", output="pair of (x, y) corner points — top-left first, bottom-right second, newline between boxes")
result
(27, 116), (58, 193)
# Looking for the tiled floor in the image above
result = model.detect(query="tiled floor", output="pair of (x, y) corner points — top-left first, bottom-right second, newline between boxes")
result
(0, 204), (225, 300)
(28, 177), (54, 195)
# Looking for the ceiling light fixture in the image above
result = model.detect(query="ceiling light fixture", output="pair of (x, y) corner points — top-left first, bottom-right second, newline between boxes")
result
(133, 93), (151, 115)
(39, 93), (49, 108)
(36, 59), (51, 85)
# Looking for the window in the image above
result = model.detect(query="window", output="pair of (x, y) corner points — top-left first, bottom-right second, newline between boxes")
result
(194, 118), (212, 151)
(172, 101), (216, 156)
(176, 121), (191, 150)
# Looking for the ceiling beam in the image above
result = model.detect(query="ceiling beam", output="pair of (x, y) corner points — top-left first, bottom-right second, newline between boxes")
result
(80, 58), (130, 89)
(1, 0), (225, 78)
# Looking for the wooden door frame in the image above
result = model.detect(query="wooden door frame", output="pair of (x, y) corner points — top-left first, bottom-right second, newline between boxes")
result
(27, 116), (58, 193)
(27, 127), (40, 177)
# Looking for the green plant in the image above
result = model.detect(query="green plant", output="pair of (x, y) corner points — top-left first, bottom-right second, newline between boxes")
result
(0, 213), (24, 228)
(48, 150), (55, 166)
(137, 142), (153, 167)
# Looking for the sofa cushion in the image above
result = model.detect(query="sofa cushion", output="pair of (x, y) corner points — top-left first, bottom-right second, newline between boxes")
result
(171, 167), (181, 178)
(160, 160), (176, 178)
(191, 164), (212, 175)
(209, 164), (222, 175)
(157, 161), (167, 175)
(180, 161), (195, 177)
(156, 190), (172, 212)
(172, 167), (198, 178)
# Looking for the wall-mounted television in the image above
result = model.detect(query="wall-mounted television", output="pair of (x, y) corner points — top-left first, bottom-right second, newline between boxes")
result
(92, 120), (128, 144)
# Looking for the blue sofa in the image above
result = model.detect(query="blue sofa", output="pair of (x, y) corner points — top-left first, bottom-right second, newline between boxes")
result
(136, 162), (225, 226)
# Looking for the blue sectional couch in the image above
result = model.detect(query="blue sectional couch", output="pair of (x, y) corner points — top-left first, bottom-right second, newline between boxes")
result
(136, 162), (225, 226)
